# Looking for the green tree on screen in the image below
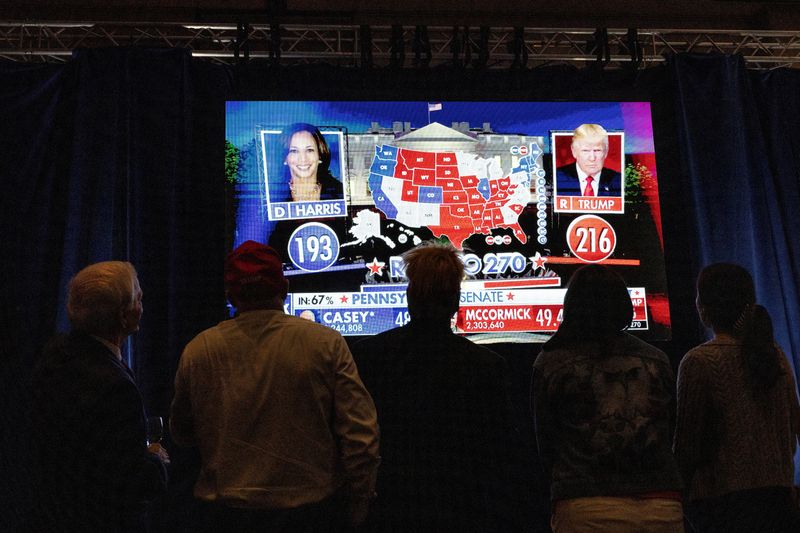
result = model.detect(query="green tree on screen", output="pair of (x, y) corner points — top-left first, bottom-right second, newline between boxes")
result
(225, 140), (241, 184)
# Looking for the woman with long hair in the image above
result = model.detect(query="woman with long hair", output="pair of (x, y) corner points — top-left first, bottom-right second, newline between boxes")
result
(532, 264), (684, 532)
(281, 123), (342, 202)
(674, 263), (800, 532)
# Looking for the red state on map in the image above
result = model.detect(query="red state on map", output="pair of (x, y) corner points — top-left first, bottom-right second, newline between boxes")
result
(460, 174), (480, 188)
(443, 190), (468, 204)
(464, 188), (483, 204)
(436, 166), (459, 179)
(394, 159), (412, 179)
(400, 149), (436, 169)
(436, 178), (462, 191)
(469, 204), (484, 219)
(402, 180), (419, 202)
(449, 204), (470, 217)
(412, 168), (436, 187)
(436, 152), (457, 166)
(429, 208), (481, 245)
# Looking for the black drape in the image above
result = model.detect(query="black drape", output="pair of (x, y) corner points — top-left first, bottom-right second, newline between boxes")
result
(2, 50), (800, 530)
(670, 54), (800, 367)
(0, 48), (232, 529)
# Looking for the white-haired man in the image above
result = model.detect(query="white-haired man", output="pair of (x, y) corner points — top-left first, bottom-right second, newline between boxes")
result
(556, 124), (622, 197)
(30, 261), (168, 532)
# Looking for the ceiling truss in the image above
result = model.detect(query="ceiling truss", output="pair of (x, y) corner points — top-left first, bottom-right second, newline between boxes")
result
(3, 22), (800, 70)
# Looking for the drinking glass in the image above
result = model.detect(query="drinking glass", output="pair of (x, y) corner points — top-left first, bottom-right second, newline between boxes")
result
(146, 416), (164, 446)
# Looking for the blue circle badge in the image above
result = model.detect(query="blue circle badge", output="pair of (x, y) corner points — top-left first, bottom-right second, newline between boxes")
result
(288, 222), (340, 272)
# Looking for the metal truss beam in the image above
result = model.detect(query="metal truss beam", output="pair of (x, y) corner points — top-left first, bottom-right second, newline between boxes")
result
(3, 22), (800, 69)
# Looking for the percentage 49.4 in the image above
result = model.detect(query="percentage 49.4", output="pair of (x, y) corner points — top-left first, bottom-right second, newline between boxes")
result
(566, 215), (617, 263)
(534, 306), (563, 329)
(288, 222), (340, 272)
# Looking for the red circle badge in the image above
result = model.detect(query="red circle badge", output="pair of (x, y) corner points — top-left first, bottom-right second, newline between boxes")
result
(566, 215), (617, 263)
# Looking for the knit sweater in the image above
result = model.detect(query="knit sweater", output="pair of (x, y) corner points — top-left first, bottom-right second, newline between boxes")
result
(674, 335), (800, 502)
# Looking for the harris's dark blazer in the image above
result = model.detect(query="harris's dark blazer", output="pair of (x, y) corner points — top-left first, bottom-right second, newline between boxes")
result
(273, 171), (344, 203)
(351, 321), (521, 533)
(555, 163), (622, 197)
(28, 331), (166, 532)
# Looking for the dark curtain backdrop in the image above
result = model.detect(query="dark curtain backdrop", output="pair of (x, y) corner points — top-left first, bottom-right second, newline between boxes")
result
(0, 48), (234, 529)
(2, 49), (799, 530)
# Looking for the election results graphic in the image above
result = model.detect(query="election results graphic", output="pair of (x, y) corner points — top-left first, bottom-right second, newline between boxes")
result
(226, 101), (669, 342)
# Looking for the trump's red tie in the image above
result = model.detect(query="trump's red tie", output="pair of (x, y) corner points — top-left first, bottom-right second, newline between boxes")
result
(583, 175), (595, 196)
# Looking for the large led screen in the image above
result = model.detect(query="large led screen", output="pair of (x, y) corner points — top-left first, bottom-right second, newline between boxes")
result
(226, 101), (670, 342)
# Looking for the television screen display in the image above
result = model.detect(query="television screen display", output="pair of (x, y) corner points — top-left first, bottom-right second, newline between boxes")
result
(226, 101), (669, 342)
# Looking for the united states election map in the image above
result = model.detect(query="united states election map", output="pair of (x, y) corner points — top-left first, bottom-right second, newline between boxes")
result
(368, 145), (533, 248)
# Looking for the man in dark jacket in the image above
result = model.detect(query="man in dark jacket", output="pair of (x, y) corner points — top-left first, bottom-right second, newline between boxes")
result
(352, 242), (520, 533)
(29, 261), (168, 532)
